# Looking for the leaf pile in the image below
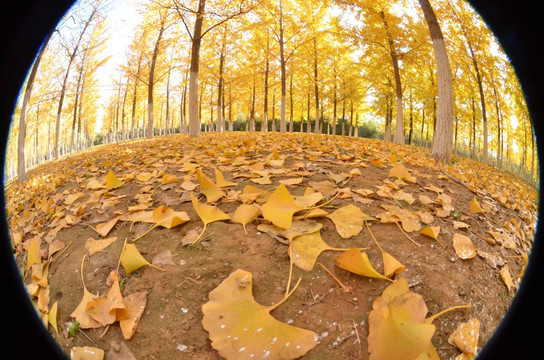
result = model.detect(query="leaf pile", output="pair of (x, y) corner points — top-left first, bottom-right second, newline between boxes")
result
(4, 132), (538, 359)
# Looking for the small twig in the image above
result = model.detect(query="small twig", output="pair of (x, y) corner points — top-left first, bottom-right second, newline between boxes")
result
(318, 262), (352, 293)
(352, 320), (362, 357)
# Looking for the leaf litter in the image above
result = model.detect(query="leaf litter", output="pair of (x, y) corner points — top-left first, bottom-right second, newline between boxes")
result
(5, 132), (538, 359)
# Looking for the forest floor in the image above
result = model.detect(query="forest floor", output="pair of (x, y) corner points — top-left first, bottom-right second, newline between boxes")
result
(5, 131), (538, 360)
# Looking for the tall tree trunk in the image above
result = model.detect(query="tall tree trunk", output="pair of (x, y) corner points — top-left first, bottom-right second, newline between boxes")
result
(130, 52), (142, 139)
(278, 0), (287, 133)
(419, 0), (454, 163)
(313, 37), (320, 134)
(147, 16), (166, 139)
(70, 56), (85, 153)
(18, 31), (52, 180)
(289, 71), (294, 132)
(332, 74), (337, 135)
(188, 0), (206, 138)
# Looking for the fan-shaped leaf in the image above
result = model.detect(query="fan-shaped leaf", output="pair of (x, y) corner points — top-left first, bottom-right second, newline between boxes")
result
(202, 269), (317, 360)
(261, 184), (303, 229)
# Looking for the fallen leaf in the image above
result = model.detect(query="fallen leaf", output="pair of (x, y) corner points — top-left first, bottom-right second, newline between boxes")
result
(48, 301), (58, 335)
(335, 248), (392, 282)
(86, 278), (128, 326)
(328, 204), (374, 239)
(452, 233), (477, 259)
(152, 205), (190, 229)
(121, 243), (165, 274)
(470, 197), (484, 214)
(389, 162), (416, 183)
(420, 226), (444, 247)
(106, 169), (123, 189)
(231, 203), (260, 234)
(257, 220), (323, 243)
(70, 346), (105, 360)
(500, 265), (515, 292)
(95, 215), (122, 237)
(71, 256), (102, 329)
(368, 278), (434, 360)
(119, 291), (147, 340)
(162, 173), (178, 185)
(190, 192), (231, 244)
(85, 237), (117, 256)
(202, 269), (317, 360)
(196, 168), (225, 203)
(448, 318), (480, 356)
(261, 184), (303, 229)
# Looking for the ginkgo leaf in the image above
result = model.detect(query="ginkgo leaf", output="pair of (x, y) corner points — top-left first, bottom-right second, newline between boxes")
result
(27, 238), (41, 269)
(420, 226), (444, 247)
(106, 169), (123, 189)
(121, 243), (164, 274)
(202, 269), (317, 360)
(196, 168), (225, 203)
(452, 233), (477, 259)
(119, 291), (147, 340)
(500, 265), (515, 292)
(238, 185), (267, 204)
(366, 222), (406, 278)
(289, 231), (365, 271)
(48, 301), (58, 335)
(86, 278), (128, 326)
(368, 278), (435, 360)
(335, 248), (392, 282)
(85, 237), (117, 256)
(257, 220), (323, 243)
(293, 192), (324, 208)
(448, 318), (480, 356)
(71, 256), (102, 329)
(389, 162), (416, 183)
(190, 192), (231, 244)
(470, 197), (484, 214)
(215, 168), (237, 187)
(94, 215), (122, 237)
(326, 204), (373, 238)
(162, 173), (178, 185)
(152, 205), (190, 228)
(70, 347), (104, 360)
(261, 184), (303, 229)
(136, 171), (154, 182)
(231, 203), (259, 234)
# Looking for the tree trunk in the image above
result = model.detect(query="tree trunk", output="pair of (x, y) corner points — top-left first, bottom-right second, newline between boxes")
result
(147, 16), (166, 139)
(313, 37), (320, 134)
(278, 0), (287, 133)
(289, 71), (294, 132)
(189, 0), (206, 138)
(18, 31), (52, 180)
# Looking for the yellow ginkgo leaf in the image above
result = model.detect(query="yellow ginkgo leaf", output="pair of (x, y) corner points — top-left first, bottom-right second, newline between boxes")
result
(48, 301), (59, 335)
(231, 203), (259, 234)
(106, 169), (123, 189)
(261, 184), (303, 229)
(162, 173), (178, 185)
(335, 248), (392, 282)
(293, 192), (324, 208)
(215, 168), (237, 187)
(136, 171), (154, 182)
(202, 269), (317, 360)
(70, 347), (105, 360)
(121, 243), (164, 274)
(389, 162), (416, 183)
(258, 220), (323, 243)
(500, 265), (515, 292)
(326, 204), (373, 238)
(452, 233), (477, 259)
(368, 278), (435, 360)
(420, 226), (444, 247)
(95, 215), (122, 237)
(119, 291), (147, 340)
(382, 252), (406, 279)
(27, 238), (41, 269)
(190, 192), (231, 244)
(470, 197), (484, 214)
(85, 237), (117, 256)
(448, 318), (480, 356)
(152, 205), (190, 228)
(196, 168), (225, 203)
(71, 256), (102, 329)
(86, 277), (128, 326)
(238, 184), (267, 204)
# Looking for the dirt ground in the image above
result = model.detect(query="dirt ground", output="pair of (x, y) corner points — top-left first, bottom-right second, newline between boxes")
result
(5, 132), (538, 359)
